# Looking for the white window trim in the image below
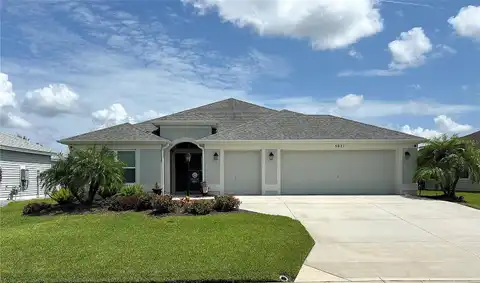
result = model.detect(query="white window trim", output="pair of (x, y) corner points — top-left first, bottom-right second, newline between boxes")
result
(113, 149), (140, 185)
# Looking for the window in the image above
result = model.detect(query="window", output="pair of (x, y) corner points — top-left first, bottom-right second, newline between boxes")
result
(211, 127), (217, 134)
(117, 151), (136, 183)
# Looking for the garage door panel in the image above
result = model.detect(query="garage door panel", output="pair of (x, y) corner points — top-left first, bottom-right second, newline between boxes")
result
(281, 150), (395, 195)
(225, 151), (261, 195)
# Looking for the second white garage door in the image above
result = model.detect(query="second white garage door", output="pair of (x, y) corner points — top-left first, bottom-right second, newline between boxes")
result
(281, 150), (396, 195)
(224, 151), (261, 195)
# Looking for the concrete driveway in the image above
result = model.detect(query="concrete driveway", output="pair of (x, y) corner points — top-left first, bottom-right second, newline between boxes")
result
(238, 196), (480, 282)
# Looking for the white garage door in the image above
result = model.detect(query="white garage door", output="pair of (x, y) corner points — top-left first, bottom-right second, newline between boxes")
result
(225, 151), (261, 195)
(281, 150), (395, 195)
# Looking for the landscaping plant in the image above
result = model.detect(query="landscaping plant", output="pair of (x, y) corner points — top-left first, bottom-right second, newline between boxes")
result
(184, 199), (214, 215)
(119, 184), (144, 196)
(50, 187), (74, 204)
(40, 147), (125, 205)
(151, 195), (176, 214)
(414, 135), (480, 199)
(107, 195), (139, 211)
(135, 193), (153, 211)
(22, 202), (53, 215)
(99, 185), (120, 199)
(213, 195), (241, 212)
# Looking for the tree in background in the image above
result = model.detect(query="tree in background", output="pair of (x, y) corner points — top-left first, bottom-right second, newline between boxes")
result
(40, 147), (125, 205)
(414, 135), (480, 199)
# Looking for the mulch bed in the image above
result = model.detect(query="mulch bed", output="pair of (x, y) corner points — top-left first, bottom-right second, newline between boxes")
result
(26, 202), (252, 217)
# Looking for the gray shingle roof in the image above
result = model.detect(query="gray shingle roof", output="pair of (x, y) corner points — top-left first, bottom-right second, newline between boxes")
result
(463, 130), (480, 142)
(134, 98), (278, 136)
(0, 132), (55, 154)
(59, 123), (167, 144)
(200, 110), (424, 141)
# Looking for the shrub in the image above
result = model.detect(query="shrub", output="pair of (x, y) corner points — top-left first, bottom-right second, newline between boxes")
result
(184, 199), (214, 215)
(213, 195), (241, 212)
(152, 195), (176, 214)
(51, 188), (74, 204)
(119, 184), (144, 196)
(99, 185), (120, 199)
(135, 193), (153, 211)
(107, 195), (138, 211)
(22, 202), (53, 215)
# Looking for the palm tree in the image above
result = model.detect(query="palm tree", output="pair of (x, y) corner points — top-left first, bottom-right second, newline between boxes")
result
(40, 147), (125, 205)
(414, 135), (480, 198)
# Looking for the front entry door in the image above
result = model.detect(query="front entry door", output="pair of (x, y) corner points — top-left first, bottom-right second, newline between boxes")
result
(174, 153), (202, 193)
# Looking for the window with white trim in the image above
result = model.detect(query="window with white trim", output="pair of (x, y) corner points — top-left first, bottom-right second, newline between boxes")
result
(117, 151), (136, 183)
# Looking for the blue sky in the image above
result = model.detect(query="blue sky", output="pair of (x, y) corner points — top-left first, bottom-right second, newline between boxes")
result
(1, 0), (479, 151)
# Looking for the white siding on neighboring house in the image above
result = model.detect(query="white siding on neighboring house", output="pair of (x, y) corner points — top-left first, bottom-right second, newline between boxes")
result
(159, 126), (212, 141)
(457, 179), (480, 192)
(0, 149), (52, 199)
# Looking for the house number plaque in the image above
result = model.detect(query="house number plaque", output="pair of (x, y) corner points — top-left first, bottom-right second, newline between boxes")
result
(334, 144), (345, 148)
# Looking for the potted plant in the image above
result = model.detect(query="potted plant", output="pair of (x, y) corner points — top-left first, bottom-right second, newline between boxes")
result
(152, 182), (162, 195)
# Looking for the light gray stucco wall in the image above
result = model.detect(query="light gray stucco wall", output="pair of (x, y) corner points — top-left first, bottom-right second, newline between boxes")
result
(205, 149), (220, 185)
(265, 149), (278, 185)
(403, 147), (417, 184)
(160, 126), (212, 141)
(139, 149), (162, 191)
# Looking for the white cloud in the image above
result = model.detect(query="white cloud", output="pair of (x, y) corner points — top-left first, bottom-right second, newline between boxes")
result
(400, 115), (472, 139)
(0, 73), (16, 108)
(388, 27), (432, 69)
(339, 27), (434, 76)
(92, 103), (135, 129)
(22, 84), (80, 117)
(409, 84), (421, 90)
(348, 49), (363, 59)
(0, 112), (32, 129)
(400, 125), (442, 139)
(462, 85), (469, 91)
(434, 115), (472, 133)
(336, 94), (364, 108)
(337, 69), (402, 77)
(135, 110), (164, 122)
(267, 95), (478, 119)
(448, 5), (480, 40)
(184, 0), (383, 50)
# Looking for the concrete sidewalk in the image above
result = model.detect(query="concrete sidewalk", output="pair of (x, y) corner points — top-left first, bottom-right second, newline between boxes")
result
(238, 196), (480, 282)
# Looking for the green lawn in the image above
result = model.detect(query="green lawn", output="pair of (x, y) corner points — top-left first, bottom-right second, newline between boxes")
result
(417, 190), (480, 209)
(0, 201), (314, 283)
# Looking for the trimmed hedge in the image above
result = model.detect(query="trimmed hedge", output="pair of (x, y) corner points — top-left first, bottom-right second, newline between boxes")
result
(213, 195), (241, 212)
(151, 195), (176, 214)
(184, 199), (214, 215)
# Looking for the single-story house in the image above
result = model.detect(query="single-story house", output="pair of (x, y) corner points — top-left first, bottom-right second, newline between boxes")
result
(59, 98), (424, 195)
(0, 132), (55, 200)
(457, 130), (480, 192)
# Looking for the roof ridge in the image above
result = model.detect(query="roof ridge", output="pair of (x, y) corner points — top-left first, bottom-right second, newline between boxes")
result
(137, 98), (278, 125)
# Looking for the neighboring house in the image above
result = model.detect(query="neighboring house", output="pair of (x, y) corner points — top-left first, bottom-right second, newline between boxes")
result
(59, 98), (424, 195)
(0, 133), (55, 200)
(458, 130), (480, 192)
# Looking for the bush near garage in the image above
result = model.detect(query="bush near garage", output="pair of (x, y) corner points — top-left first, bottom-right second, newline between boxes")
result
(213, 195), (241, 212)
(183, 199), (214, 215)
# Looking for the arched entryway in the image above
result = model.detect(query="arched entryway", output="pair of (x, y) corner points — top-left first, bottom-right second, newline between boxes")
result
(170, 142), (203, 195)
